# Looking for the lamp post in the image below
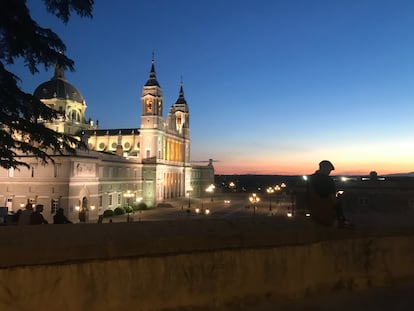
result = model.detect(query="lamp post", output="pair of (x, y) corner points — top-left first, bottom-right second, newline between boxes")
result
(229, 181), (235, 192)
(249, 193), (260, 215)
(186, 185), (193, 210)
(274, 185), (281, 206)
(206, 184), (215, 202)
(267, 187), (274, 211)
(123, 190), (135, 222)
(123, 190), (135, 207)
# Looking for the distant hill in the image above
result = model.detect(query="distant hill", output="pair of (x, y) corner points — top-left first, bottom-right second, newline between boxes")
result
(385, 172), (414, 177)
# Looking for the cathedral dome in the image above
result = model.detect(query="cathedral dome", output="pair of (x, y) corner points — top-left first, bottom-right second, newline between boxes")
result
(34, 65), (84, 103)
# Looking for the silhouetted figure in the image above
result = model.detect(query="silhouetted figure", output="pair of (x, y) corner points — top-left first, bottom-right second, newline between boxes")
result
(18, 203), (34, 225)
(30, 204), (48, 225)
(307, 160), (353, 228)
(13, 209), (22, 224)
(0, 207), (7, 225)
(53, 208), (72, 224)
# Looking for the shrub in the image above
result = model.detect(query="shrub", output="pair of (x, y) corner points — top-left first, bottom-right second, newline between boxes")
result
(103, 209), (114, 217)
(134, 202), (148, 211)
(124, 206), (133, 213)
(114, 207), (126, 215)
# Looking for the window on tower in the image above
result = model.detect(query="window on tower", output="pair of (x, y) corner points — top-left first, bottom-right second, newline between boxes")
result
(146, 99), (153, 112)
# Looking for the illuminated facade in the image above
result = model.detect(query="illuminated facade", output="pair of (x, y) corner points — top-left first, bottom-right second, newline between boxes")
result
(0, 60), (214, 222)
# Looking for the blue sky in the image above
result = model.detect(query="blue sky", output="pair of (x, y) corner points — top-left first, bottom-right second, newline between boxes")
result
(9, 0), (414, 175)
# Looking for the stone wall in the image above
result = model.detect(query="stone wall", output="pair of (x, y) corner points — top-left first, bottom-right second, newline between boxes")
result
(0, 218), (413, 310)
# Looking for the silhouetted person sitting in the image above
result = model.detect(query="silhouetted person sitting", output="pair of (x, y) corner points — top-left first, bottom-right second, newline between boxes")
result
(13, 209), (22, 223)
(307, 160), (353, 228)
(53, 208), (72, 224)
(30, 204), (48, 225)
(18, 203), (34, 225)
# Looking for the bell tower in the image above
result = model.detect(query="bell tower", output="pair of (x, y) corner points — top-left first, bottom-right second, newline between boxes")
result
(140, 57), (164, 162)
(141, 57), (163, 129)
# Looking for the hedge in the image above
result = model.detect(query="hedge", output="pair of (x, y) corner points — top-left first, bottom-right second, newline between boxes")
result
(114, 207), (126, 215)
(103, 209), (114, 217)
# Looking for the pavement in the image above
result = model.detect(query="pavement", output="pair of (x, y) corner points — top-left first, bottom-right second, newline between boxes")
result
(94, 193), (414, 231)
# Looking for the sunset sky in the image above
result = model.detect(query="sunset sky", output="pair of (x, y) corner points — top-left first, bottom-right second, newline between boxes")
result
(10, 0), (414, 176)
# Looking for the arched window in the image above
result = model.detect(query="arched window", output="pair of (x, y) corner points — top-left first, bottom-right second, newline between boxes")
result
(69, 109), (81, 122)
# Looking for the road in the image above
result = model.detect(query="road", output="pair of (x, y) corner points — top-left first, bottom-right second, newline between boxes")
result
(103, 193), (298, 223)
(99, 192), (414, 229)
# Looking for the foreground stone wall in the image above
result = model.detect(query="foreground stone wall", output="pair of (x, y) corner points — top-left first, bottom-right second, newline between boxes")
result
(0, 218), (413, 310)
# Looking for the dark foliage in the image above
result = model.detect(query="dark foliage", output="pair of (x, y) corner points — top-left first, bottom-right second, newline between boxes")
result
(134, 202), (148, 211)
(0, 0), (94, 169)
(114, 207), (126, 215)
(103, 209), (114, 218)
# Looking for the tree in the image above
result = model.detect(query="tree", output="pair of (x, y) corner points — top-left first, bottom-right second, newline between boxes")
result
(0, 0), (94, 169)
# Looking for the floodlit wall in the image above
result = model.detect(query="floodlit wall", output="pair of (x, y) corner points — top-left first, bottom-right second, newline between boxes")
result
(0, 218), (413, 310)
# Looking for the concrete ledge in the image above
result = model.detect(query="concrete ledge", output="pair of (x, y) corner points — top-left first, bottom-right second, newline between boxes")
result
(1, 217), (413, 310)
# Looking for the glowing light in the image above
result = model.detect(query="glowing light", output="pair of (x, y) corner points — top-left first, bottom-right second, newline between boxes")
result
(123, 190), (135, 199)
(206, 184), (215, 193)
(249, 193), (260, 204)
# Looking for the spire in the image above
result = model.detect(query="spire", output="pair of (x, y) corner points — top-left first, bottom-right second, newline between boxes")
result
(144, 54), (160, 87)
(175, 77), (187, 105)
(53, 63), (66, 80)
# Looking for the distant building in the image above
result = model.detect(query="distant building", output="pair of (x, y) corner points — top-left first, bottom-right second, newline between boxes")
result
(0, 59), (214, 222)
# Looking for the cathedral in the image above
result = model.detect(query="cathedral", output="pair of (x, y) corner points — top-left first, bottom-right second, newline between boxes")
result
(0, 59), (214, 222)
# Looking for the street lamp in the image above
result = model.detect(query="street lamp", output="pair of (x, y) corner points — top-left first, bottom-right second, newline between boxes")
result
(274, 185), (281, 206)
(123, 190), (135, 207)
(186, 185), (193, 210)
(206, 184), (215, 202)
(123, 190), (135, 222)
(266, 187), (274, 211)
(249, 193), (260, 215)
(229, 181), (235, 192)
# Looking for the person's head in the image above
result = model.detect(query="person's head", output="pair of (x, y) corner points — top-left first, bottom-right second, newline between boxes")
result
(56, 208), (64, 214)
(35, 204), (44, 212)
(318, 160), (335, 175)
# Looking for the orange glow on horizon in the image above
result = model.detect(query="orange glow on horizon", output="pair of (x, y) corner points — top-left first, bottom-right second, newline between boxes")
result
(213, 161), (413, 176)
